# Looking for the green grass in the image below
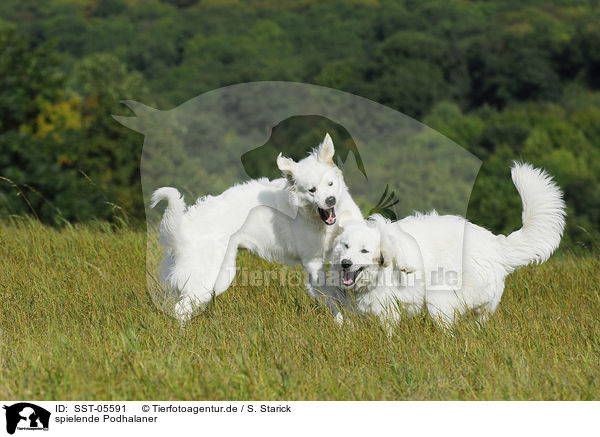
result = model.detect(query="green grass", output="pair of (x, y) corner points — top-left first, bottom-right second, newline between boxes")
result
(1, 217), (599, 400)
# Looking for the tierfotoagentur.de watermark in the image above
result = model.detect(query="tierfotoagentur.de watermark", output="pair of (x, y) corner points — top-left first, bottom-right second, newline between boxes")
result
(226, 266), (461, 290)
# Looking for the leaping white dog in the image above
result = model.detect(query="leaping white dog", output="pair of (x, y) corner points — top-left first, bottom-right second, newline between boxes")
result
(328, 162), (566, 329)
(151, 134), (363, 323)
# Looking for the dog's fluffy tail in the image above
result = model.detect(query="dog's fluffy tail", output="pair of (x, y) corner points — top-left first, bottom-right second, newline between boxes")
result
(500, 162), (566, 271)
(151, 187), (186, 249)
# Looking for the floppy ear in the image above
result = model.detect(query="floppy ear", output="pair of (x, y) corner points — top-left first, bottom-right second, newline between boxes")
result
(277, 153), (297, 183)
(380, 232), (417, 273)
(317, 133), (335, 165)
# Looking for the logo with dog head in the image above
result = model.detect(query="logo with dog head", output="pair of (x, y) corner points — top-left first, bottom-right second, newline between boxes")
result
(3, 403), (50, 434)
(115, 81), (481, 319)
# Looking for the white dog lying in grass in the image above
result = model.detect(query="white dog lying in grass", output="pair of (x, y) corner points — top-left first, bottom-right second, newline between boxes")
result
(151, 134), (363, 323)
(328, 162), (566, 329)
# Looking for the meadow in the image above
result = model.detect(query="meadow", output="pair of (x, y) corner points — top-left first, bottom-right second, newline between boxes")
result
(1, 217), (599, 400)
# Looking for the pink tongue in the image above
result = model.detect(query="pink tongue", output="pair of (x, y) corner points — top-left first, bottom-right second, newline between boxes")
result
(326, 209), (335, 224)
(343, 271), (354, 285)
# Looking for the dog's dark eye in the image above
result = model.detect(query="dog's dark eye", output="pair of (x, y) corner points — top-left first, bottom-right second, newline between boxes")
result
(343, 243), (349, 249)
(328, 181), (333, 186)
(309, 187), (316, 193)
(361, 249), (369, 253)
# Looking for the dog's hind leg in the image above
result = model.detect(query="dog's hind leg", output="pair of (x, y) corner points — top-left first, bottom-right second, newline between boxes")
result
(425, 290), (467, 330)
(474, 296), (501, 329)
(213, 233), (245, 295)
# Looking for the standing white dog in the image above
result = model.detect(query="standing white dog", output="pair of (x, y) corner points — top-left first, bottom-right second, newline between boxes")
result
(151, 134), (363, 323)
(329, 162), (566, 329)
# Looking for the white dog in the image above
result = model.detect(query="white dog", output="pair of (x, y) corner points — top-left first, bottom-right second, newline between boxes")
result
(329, 162), (566, 329)
(151, 133), (363, 322)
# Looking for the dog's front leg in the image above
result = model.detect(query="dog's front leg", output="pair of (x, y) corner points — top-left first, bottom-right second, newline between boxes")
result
(303, 260), (328, 304)
(306, 282), (346, 325)
(304, 260), (326, 290)
(303, 260), (348, 322)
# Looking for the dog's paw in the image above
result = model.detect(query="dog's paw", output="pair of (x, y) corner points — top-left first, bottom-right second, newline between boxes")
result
(174, 299), (194, 328)
(397, 264), (416, 274)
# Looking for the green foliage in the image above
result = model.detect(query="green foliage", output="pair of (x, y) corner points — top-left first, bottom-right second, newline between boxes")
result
(0, 23), (63, 130)
(0, 25), (149, 223)
(426, 97), (600, 248)
(367, 184), (399, 220)
(1, 1), (600, 247)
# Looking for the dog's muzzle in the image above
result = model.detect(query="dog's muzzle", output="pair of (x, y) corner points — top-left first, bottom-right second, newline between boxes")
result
(341, 266), (365, 287)
(318, 207), (336, 225)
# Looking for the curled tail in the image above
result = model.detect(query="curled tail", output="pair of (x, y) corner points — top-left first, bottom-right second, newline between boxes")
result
(151, 187), (186, 249)
(501, 162), (566, 271)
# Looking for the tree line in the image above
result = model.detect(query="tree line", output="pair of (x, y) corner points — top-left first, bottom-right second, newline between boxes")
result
(0, 0), (599, 248)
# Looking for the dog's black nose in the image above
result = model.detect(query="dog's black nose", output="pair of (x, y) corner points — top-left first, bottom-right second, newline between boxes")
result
(341, 259), (352, 269)
(325, 196), (336, 207)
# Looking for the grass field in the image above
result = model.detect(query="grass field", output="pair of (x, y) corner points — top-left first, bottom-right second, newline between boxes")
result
(1, 217), (599, 400)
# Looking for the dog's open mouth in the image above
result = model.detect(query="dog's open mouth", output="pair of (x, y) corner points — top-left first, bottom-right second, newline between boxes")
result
(342, 266), (365, 286)
(318, 207), (336, 225)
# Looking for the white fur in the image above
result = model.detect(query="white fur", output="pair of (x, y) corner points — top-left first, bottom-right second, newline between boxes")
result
(329, 162), (566, 329)
(151, 134), (363, 323)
